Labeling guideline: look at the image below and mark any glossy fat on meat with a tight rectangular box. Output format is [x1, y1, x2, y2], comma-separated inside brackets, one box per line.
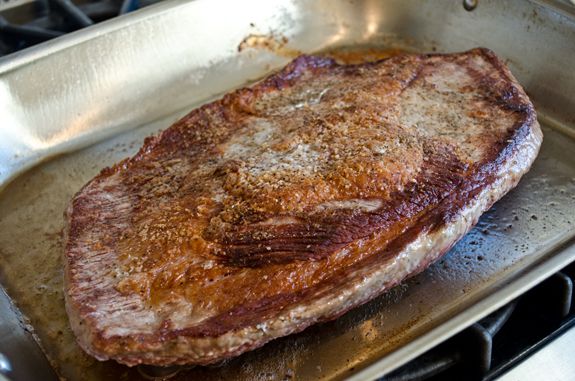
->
[64, 48, 542, 366]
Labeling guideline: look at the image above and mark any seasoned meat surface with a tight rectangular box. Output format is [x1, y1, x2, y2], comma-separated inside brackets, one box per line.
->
[64, 48, 542, 366]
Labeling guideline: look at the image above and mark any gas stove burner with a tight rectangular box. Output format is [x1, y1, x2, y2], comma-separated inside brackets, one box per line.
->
[0, 0, 159, 55]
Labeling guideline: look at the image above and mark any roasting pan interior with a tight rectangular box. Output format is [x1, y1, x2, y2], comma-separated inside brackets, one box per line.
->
[0, 1, 574, 380]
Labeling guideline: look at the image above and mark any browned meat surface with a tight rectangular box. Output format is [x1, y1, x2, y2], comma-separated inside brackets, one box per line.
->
[64, 48, 542, 366]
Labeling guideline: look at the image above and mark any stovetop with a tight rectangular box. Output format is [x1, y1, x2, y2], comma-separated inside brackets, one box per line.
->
[0, 0, 161, 56]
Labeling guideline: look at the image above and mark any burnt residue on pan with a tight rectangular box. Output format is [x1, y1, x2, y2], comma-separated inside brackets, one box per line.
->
[236, 35, 410, 65]
[238, 34, 302, 58]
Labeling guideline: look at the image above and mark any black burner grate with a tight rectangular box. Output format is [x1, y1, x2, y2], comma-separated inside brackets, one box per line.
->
[0, 0, 160, 56]
[381, 261, 575, 381]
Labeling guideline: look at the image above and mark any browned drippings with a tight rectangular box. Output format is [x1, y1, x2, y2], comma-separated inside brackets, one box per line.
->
[324, 47, 407, 64]
[237, 33, 406, 64]
[238, 34, 302, 58]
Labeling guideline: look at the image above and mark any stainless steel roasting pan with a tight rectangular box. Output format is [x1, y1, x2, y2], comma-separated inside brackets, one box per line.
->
[1, 0, 575, 380]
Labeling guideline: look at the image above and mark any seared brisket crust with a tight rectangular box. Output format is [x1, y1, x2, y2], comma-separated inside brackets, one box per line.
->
[64, 48, 542, 366]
